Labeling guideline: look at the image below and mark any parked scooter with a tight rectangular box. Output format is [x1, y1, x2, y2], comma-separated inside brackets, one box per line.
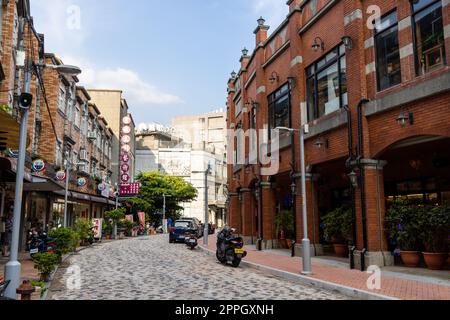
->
[28, 229, 57, 257]
[216, 227, 247, 268]
[185, 228, 198, 250]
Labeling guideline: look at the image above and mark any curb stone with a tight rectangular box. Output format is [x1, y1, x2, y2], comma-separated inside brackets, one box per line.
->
[198, 245, 398, 301]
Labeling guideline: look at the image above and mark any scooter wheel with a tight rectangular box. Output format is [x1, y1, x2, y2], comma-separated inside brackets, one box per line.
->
[232, 259, 241, 268]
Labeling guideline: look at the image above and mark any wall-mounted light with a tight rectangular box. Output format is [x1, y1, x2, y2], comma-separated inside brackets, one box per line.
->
[231, 70, 237, 79]
[312, 37, 325, 52]
[314, 137, 329, 149]
[269, 71, 279, 84]
[290, 182, 297, 196]
[341, 35, 353, 50]
[245, 99, 259, 109]
[287, 76, 297, 89]
[397, 110, 414, 127]
[348, 170, 358, 188]
[242, 47, 249, 57]
[238, 192, 243, 202]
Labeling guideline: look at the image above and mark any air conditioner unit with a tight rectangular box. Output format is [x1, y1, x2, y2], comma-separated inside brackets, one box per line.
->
[87, 132, 97, 141]
[79, 149, 88, 161]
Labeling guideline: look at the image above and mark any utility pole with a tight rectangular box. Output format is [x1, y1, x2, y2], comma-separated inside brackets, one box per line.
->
[4, 15, 32, 299]
[63, 151, 70, 228]
[162, 194, 166, 234]
[203, 163, 211, 246]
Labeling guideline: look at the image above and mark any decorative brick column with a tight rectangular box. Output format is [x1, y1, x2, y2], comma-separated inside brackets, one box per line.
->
[241, 189, 253, 243]
[228, 194, 240, 231]
[353, 159, 393, 269]
[261, 182, 277, 249]
[294, 173, 323, 256]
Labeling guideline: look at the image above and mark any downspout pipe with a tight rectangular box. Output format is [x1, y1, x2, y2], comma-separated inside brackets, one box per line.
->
[344, 105, 357, 270]
[258, 179, 263, 251]
[357, 99, 370, 271]
[291, 132, 297, 257]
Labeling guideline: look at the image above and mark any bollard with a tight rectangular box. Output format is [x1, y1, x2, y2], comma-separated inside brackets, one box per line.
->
[16, 280, 35, 300]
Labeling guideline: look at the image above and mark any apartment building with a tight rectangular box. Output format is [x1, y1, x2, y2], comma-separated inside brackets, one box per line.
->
[226, 0, 450, 269]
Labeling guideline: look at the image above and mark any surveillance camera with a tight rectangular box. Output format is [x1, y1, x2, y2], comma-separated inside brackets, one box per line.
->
[19, 93, 33, 109]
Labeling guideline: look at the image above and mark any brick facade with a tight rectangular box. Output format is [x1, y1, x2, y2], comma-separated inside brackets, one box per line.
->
[226, 0, 450, 268]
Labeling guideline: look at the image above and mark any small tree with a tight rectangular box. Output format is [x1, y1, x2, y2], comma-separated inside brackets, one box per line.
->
[322, 206, 353, 245]
[419, 204, 450, 253]
[32, 253, 59, 282]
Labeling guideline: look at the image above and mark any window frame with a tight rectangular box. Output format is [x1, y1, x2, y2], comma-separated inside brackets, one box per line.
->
[306, 44, 347, 121]
[411, 0, 446, 75]
[268, 82, 291, 139]
[374, 10, 402, 91]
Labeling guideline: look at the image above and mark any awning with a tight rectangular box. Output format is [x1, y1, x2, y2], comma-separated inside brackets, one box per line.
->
[54, 190, 115, 205]
[0, 157, 33, 183]
[23, 175, 64, 192]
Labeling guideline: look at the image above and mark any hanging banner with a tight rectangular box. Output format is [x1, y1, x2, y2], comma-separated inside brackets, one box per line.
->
[138, 212, 145, 228]
[92, 218, 103, 239]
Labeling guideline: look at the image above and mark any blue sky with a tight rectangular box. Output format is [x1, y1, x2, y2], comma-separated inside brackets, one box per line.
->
[31, 0, 287, 126]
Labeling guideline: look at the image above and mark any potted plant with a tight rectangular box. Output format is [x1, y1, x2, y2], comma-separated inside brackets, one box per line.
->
[74, 219, 94, 246]
[275, 210, 295, 249]
[419, 204, 450, 270]
[322, 206, 352, 257]
[49, 228, 79, 258]
[31, 253, 59, 282]
[104, 208, 126, 239]
[385, 201, 422, 267]
[103, 221, 113, 240]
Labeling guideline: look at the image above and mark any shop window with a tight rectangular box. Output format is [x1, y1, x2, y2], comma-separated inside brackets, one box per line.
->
[375, 11, 402, 91]
[306, 45, 347, 121]
[268, 83, 290, 138]
[412, 0, 446, 75]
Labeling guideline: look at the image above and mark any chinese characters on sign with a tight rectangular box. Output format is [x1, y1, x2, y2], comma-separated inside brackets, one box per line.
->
[120, 115, 133, 196]
[120, 183, 140, 196]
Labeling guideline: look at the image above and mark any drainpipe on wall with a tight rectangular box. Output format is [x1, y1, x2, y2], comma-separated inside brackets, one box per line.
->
[290, 131, 297, 257]
[357, 99, 370, 271]
[344, 105, 357, 270]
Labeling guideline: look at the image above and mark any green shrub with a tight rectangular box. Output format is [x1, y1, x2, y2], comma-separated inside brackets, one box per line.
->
[419, 204, 450, 253]
[74, 219, 94, 239]
[118, 220, 133, 235]
[32, 253, 59, 280]
[49, 228, 78, 255]
[385, 200, 422, 251]
[102, 220, 113, 235]
[104, 208, 126, 222]
[322, 206, 353, 244]
[275, 210, 295, 240]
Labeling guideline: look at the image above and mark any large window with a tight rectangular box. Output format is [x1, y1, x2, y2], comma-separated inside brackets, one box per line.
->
[58, 87, 65, 113]
[306, 44, 347, 120]
[375, 11, 401, 91]
[268, 83, 290, 138]
[412, 0, 446, 75]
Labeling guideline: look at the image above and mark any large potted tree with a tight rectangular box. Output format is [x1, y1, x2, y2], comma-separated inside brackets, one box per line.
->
[275, 210, 295, 249]
[385, 201, 422, 267]
[322, 206, 352, 257]
[419, 204, 450, 270]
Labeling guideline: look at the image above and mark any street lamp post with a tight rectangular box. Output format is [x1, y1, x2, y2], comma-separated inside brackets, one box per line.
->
[203, 163, 212, 246]
[275, 126, 312, 275]
[162, 194, 172, 234]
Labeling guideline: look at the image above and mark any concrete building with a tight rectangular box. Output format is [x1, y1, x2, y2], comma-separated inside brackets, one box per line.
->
[88, 90, 136, 186]
[226, 0, 450, 270]
[136, 113, 228, 226]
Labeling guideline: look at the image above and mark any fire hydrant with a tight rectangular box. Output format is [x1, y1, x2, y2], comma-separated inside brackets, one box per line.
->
[16, 280, 35, 300]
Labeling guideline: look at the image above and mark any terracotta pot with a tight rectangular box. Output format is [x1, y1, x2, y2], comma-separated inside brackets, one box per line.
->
[105, 234, 111, 240]
[400, 251, 421, 268]
[279, 239, 288, 249]
[333, 244, 349, 257]
[423, 252, 448, 270]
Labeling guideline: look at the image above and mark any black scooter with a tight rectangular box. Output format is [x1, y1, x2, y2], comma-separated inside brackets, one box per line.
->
[216, 227, 247, 268]
[185, 229, 198, 250]
[28, 230, 57, 257]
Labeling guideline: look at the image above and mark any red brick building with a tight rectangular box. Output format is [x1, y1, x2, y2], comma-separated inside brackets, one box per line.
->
[226, 0, 450, 269]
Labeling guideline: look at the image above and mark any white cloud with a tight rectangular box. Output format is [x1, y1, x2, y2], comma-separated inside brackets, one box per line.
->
[251, 0, 288, 28]
[62, 55, 184, 106]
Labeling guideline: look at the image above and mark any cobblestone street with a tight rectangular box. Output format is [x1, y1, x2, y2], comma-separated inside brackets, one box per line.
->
[47, 235, 349, 300]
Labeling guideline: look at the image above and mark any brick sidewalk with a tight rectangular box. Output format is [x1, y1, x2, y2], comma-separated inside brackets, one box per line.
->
[202, 235, 450, 300]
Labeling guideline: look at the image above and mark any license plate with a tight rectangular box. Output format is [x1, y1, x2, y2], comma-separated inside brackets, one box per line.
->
[179, 236, 185, 239]
[189, 239, 196, 243]
[235, 248, 244, 254]
[30, 248, 39, 254]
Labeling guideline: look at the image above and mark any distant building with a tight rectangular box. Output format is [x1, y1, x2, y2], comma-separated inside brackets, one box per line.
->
[135, 111, 228, 227]
[88, 90, 136, 186]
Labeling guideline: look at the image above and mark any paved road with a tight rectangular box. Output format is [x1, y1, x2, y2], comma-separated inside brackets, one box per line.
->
[48, 235, 348, 300]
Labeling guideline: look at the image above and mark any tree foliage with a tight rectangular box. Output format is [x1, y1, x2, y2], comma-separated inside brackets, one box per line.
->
[134, 172, 198, 225]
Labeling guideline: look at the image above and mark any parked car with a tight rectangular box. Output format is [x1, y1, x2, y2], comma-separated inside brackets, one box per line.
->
[179, 217, 203, 237]
[169, 220, 201, 243]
